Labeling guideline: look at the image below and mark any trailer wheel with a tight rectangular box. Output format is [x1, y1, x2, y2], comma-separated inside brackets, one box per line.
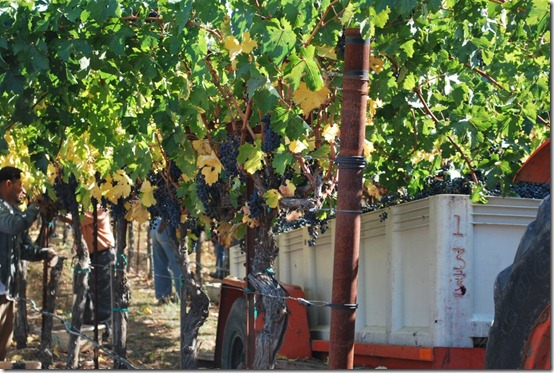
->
[221, 297, 246, 369]
[486, 195, 551, 369]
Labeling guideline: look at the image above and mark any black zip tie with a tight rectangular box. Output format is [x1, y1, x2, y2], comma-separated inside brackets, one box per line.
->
[334, 155, 366, 169]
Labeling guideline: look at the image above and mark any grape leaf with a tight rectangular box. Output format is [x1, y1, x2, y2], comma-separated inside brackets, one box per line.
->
[322, 123, 339, 142]
[279, 180, 296, 198]
[288, 140, 307, 154]
[237, 143, 264, 174]
[292, 82, 331, 117]
[272, 152, 293, 175]
[139, 180, 157, 207]
[197, 154, 223, 185]
[262, 189, 281, 208]
[261, 18, 296, 65]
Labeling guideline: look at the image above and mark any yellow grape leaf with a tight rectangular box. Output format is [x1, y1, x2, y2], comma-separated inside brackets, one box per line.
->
[292, 82, 331, 117]
[370, 55, 384, 73]
[289, 140, 307, 154]
[367, 98, 383, 120]
[143, 306, 153, 315]
[105, 183, 130, 203]
[192, 139, 213, 155]
[224, 35, 241, 60]
[241, 32, 258, 53]
[224, 32, 258, 60]
[363, 140, 375, 161]
[139, 180, 157, 207]
[322, 123, 340, 142]
[243, 215, 259, 228]
[46, 163, 57, 184]
[104, 170, 133, 203]
[263, 189, 282, 209]
[364, 181, 382, 199]
[279, 180, 296, 198]
[126, 201, 150, 223]
[198, 154, 223, 185]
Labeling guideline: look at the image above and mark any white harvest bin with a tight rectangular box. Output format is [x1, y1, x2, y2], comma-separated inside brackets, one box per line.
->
[229, 195, 542, 348]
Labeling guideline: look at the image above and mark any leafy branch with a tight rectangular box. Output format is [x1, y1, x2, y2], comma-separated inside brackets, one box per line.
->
[303, 0, 345, 48]
[413, 86, 479, 184]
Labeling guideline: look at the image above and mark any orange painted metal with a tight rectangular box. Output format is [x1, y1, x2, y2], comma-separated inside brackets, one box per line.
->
[514, 139, 551, 184]
[312, 340, 486, 369]
[522, 304, 551, 369]
[431, 347, 486, 369]
[214, 278, 244, 368]
[275, 284, 313, 359]
[214, 278, 312, 368]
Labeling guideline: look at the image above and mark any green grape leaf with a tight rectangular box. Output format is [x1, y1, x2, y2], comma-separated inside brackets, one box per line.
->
[237, 142, 264, 174]
[272, 152, 294, 176]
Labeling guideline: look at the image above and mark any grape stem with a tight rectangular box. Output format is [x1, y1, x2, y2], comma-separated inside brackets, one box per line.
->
[241, 98, 256, 143]
[297, 156, 315, 185]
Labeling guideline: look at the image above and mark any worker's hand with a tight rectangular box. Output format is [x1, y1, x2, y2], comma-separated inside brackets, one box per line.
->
[40, 247, 58, 268]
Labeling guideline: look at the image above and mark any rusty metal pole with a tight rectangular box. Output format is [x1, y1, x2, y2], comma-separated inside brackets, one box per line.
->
[328, 28, 370, 369]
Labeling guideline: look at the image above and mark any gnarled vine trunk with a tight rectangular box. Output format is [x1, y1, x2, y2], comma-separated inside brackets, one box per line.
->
[66, 234, 90, 368]
[14, 260, 28, 349]
[112, 215, 131, 369]
[168, 227, 209, 369]
[248, 207, 288, 369]
[37, 257, 65, 368]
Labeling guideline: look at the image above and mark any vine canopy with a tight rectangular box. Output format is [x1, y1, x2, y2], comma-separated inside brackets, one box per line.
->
[0, 0, 549, 230]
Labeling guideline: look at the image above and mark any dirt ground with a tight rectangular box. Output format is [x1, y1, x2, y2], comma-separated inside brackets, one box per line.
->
[6, 221, 221, 369]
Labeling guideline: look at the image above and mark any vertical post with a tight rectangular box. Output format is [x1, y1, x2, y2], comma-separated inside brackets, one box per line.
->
[245, 177, 256, 369]
[328, 28, 370, 369]
[92, 202, 99, 369]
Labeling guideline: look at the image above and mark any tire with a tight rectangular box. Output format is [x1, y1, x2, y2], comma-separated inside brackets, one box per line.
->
[221, 297, 246, 369]
[485, 195, 551, 368]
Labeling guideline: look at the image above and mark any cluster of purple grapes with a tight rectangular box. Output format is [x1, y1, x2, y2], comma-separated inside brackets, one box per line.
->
[219, 135, 241, 178]
[147, 172, 182, 230]
[247, 188, 264, 219]
[195, 173, 220, 219]
[53, 173, 79, 214]
[169, 161, 182, 182]
[273, 209, 329, 247]
[109, 197, 128, 221]
[261, 114, 281, 153]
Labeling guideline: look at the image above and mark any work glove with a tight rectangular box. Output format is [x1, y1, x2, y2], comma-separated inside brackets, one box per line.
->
[39, 247, 59, 268]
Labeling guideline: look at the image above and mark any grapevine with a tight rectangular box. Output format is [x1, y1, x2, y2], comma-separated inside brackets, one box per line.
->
[219, 135, 241, 179]
[194, 173, 221, 220]
[148, 170, 182, 231]
[261, 114, 281, 154]
[247, 188, 264, 220]
[53, 172, 79, 214]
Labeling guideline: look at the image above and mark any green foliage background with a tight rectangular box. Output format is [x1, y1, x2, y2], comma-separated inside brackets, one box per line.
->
[0, 0, 550, 221]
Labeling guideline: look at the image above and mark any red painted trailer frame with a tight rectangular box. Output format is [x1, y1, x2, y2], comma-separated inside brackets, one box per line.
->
[215, 278, 486, 369]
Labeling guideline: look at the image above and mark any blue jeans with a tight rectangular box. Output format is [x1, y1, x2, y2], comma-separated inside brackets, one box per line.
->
[151, 225, 182, 300]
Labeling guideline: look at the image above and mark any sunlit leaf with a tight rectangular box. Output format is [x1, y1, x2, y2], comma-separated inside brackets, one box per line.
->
[279, 180, 296, 197]
[292, 82, 330, 117]
[262, 189, 281, 208]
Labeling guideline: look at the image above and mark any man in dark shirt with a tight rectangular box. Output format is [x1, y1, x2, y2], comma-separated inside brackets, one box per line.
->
[0, 166, 57, 361]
